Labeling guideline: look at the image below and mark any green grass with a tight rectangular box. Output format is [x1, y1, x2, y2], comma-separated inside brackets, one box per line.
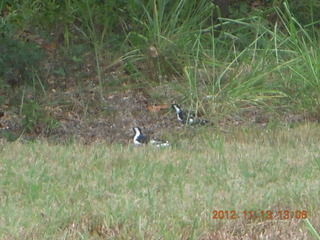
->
[1, 124, 320, 239]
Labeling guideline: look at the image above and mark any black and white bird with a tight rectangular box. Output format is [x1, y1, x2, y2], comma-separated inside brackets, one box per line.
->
[172, 104, 195, 124]
[172, 104, 210, 125]
[133, 127, 170, 147]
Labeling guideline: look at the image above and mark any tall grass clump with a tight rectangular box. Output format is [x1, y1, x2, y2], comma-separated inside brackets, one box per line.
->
[273, 1, 320, 114]
[170, 0, 320, 118]
[123, 0, 217, 82]
[170, 9, 287, 116]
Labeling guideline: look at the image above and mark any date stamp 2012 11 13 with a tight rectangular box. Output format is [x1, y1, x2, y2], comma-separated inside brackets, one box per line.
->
[212, 210, 308, 220]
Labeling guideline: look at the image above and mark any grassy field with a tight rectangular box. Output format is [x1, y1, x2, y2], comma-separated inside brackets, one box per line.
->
[1, 124, 320, 239]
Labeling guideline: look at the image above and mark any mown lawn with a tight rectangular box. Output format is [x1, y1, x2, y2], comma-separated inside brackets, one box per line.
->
[1, 124, 319, 239]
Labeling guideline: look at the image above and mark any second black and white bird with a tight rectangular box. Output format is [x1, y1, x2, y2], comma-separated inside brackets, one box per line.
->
[172, 104, 195, 124]
[133, 127, 170, 147]
[172, 104, 210, 125]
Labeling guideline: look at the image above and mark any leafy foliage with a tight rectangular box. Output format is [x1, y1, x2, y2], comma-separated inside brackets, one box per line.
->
[0, 34, 44, 87]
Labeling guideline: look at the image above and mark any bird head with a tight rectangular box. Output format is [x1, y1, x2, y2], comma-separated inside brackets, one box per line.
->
[172, 104, 182, 113]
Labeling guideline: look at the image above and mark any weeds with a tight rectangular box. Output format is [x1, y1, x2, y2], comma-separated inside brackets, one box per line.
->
[18, 96, 59, 135]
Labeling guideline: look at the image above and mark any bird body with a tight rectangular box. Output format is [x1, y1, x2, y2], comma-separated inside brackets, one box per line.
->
[133, 127, 170, 147]
[133, 127, 149, 145]
[172, 104, 195, 124]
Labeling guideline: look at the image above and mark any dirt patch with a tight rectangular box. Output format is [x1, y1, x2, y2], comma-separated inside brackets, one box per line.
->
[0, 87, 312, 145]
[0, 85, 182, 145]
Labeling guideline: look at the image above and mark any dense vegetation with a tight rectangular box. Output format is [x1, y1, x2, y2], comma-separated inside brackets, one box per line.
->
[1, 0, 320, 136]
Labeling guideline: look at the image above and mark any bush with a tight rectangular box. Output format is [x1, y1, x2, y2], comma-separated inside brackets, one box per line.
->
[0, 35, 44, 87]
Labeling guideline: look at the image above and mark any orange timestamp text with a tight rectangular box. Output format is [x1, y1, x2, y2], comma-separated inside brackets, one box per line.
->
[212, 210, 308, 220]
